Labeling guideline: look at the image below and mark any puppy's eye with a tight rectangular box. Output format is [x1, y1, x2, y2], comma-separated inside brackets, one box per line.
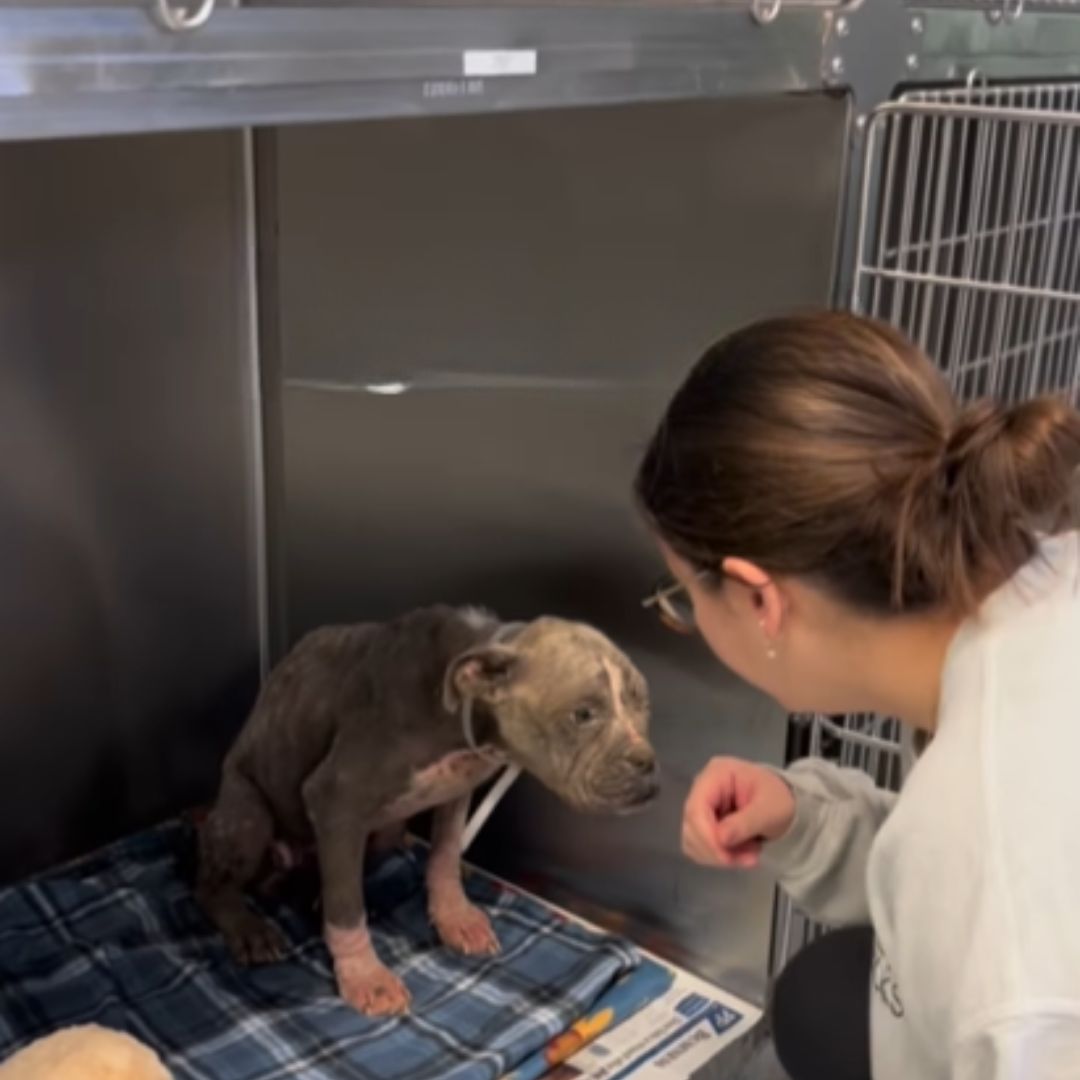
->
[572, 706, 598, 725]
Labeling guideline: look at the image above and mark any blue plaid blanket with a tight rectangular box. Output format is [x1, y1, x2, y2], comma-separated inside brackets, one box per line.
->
[0, 821, 638, 1079]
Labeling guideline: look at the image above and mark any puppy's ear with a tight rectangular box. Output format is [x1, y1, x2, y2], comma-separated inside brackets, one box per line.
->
[443, 645, 521, 711]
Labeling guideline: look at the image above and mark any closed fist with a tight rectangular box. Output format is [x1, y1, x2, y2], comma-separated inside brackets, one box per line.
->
[682, 756, 796, 869]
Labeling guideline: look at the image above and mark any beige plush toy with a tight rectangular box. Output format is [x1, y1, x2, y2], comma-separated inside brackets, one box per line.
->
[0, 1024, 171, 1080]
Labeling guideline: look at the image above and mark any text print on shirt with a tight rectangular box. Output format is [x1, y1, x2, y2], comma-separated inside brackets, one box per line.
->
[873, 941, 905, 1019]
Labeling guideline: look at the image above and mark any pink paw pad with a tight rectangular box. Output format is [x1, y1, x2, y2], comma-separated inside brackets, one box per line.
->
[326, 923, 411, 1017]
[432, 902, 501, 957]
[337, 959, 411, 1017]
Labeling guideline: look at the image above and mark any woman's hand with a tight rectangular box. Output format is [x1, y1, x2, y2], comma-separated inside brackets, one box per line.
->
[682, 756, 796, 869]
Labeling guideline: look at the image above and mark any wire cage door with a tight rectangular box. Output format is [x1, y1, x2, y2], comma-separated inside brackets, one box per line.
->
[770, 80, 1080, 975]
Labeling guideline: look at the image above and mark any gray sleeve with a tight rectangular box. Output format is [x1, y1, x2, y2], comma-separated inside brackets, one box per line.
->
[759, 757, 898, 925]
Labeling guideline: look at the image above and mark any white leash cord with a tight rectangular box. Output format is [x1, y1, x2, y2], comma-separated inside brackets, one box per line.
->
[461, 764, 521, 854]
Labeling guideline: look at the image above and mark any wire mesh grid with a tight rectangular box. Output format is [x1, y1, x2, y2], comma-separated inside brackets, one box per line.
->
[855, 83, 1080, 406]
[770, 80, 1080, 976]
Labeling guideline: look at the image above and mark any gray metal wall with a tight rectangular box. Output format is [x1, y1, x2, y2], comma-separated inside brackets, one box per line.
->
[0, 132, 261, 882]
[265, 94, 847, 1000]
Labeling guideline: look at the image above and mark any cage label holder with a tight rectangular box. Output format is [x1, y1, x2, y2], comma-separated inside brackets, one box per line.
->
[463, 50, 539, 78]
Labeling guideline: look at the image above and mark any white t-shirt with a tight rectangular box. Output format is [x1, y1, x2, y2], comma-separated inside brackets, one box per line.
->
[762, 531, 1080, 1079]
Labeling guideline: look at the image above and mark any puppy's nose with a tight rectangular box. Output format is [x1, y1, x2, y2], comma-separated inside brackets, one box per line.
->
[627, 745, 658, 777]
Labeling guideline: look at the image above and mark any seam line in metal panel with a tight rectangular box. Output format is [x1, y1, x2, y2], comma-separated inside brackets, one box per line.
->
[241, 128, 270, 683]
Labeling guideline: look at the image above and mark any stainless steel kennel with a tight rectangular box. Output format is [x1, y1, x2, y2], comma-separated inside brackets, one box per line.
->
[2, 2, 1080, 1051]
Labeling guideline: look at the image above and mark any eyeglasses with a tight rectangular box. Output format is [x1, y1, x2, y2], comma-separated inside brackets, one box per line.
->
[642, 571, 713, 634]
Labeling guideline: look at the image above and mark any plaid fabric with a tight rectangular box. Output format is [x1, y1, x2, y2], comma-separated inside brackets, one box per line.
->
[0, 821, 638, 1080]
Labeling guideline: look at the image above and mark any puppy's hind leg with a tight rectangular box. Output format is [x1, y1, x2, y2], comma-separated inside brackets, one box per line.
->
[196, 769, 287, 965]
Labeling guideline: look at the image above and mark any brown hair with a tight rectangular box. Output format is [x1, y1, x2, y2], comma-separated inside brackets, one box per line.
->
[636, 311, 1080, 615]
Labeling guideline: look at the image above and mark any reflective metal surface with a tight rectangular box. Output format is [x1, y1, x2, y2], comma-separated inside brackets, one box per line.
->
[0, 5, 831, 141]
[0, 132, 261, 882]
[0, 3, 1078, 142]
[917, 8, 1080, 81]
[912, 0, 1080, 11]
[267, 95, 847, 1000]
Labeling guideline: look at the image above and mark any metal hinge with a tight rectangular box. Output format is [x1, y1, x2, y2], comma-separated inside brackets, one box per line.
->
[149, 0, 217, 33]
[985, 0, 1026, 23]
[750, 0, 783, 25]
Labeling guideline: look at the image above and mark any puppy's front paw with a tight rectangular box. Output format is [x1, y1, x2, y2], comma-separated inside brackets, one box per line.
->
[337, 957, 411, 1017]
[432, 901, 500, 957]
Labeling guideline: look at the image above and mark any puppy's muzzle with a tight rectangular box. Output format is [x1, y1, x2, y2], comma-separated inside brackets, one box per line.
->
[589, 745, 660, 812]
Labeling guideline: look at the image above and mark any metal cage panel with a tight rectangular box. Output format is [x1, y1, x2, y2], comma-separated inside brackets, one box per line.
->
[771, 81, 1080, 974]
[908, 1, 1080, 13]
[856, 88, 1080, 405]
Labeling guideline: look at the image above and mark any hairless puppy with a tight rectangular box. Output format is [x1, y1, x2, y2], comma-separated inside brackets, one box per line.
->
[195, 605, 658, 1016]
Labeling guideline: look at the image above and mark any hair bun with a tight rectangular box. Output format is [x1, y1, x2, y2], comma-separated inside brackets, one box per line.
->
[943, 400, 1010, 471]
[922, 393, 1080, 608]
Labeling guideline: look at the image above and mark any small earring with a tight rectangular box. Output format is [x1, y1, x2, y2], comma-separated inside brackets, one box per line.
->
[766, 645, 777, 661]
